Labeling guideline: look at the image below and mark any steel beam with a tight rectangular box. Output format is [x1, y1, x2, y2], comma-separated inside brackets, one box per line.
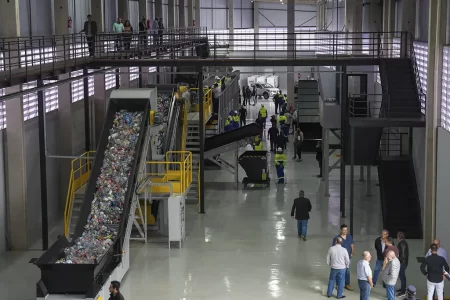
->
[198, 68, 205, 214]
[350, 127, 355, 236]
[83, 68, 91, 151]
[323, 127, 330, 196]
[37, 79, 49, 250]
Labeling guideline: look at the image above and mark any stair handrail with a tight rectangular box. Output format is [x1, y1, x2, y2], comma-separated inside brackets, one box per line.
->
[63, 151, 96, 237]
[181, 101, 188, 151]
[409, 36, 426, 115]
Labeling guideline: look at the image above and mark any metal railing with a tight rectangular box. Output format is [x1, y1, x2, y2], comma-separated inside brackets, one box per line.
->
[63, 151, 95, 237]
[349, 93, 425, 119]
[0, 26, 207, 82]
[379, 128, 409, 157]
[190, 87, 213, 124]
[145, 151, 193, 195]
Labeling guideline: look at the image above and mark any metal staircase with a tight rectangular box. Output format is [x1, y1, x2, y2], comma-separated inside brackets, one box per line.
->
[185, 122, 200, 203]
[68, 185, 86, 238]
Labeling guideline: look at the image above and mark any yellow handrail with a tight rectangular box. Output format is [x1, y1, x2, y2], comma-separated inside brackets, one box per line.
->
[197, 161, 200, 206]
[190, 87, 212, 124]
[63, 151, 96, 237]
[146, 151, 193, 194]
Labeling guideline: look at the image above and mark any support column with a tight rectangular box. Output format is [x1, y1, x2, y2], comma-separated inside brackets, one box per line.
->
[57, 74, 73, 224]
[179, 0, 186, 27]
[91, 0, 105, 33]
[345, 0, 363, 54]
[0, 0, 20, 36]
[254, 2, 259, 51]
[83, 69, 91, 151]
[198, 68, 205, 214]
[366, 165, 372, 197]
[54, 0, 70, 35]
[120, 67, 130, 88]
[195, 0, 200, 26]
[5, 86, 27, 249]
[424, 0, 448, 252]
[228, 0, 234, 49]
[155, 0, 163, 19]
[187, 0, 194, 26]
[139, 0, 148, 20]
[37, 79, 49, 250]
[93, 72, 106, 146]
[118, 0, 129, 21]
[382, 0, 395, 56]
[323, 128, 330, 196]
[168, 0, 175, 28]
[287, 0, 295, 104]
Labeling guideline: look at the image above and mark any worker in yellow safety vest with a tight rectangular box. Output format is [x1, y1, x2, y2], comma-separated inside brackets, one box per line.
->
[225, 116, 233, 132]
[232, 110, 240, 128]
[258, 104, 268, 129]
[253, 136, 263, 150]
[274, 147, 287, 183]
[278, 112, 287, 126]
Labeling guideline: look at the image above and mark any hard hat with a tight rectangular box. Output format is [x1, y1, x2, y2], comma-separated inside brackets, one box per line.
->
[234, 110, 238, 114]
[179, 86, 187, 93]
[277, 147, 283, 153]
[284, 94, 287, 97]
[261, 104, 264, 107]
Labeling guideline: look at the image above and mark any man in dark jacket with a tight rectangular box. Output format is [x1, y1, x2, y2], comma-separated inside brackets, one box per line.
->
[239, 105, 247, 127]
[138, 16, 148, 47]
[255, 116, 264, 139]
[273, 93, 280, 114]
[109, 280, 125, 300]
[82, 15, 98, 56]
[268, 125, 279, 152]
[291, 190, 312, 241]
[373, 229, 395, 287]
[396, 232, 409, 297]
[421, 244, 449, 300]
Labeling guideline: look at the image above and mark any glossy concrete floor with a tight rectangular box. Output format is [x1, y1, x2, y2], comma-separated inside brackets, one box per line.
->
[0, 99, 438, 299]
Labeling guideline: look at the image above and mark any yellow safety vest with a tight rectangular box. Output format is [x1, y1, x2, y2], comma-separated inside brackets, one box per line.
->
[254, 142, 263, 151]
[274, 154, 287, 166]
[259, 107, 267, 118]
[225, 119, 230, 126]
[278, 115, 287, 123]
[233, 115, 240, 122]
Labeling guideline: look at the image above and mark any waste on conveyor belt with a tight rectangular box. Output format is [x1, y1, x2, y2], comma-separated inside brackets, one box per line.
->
[56, 110, 143, 264]
[156, 93, 172, 154]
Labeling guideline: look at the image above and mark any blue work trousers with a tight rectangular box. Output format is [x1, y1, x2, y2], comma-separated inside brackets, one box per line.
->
[275, 165, 284, 183]
[297, 219, 308, 237]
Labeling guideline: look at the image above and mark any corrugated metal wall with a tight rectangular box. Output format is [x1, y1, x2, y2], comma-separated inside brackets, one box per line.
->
[105, 0, 118, 31]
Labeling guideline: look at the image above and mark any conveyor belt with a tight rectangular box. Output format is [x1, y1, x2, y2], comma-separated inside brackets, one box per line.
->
[34, 98, 150, 298]
[204, 123, 261, 158]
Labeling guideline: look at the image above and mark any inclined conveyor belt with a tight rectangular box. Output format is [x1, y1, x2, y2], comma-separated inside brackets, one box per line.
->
[34, 98, 150, 298]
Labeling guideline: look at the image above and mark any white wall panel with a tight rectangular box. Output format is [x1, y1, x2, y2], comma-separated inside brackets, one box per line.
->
[105, 0, 118, 31]
[0, 131, 6, 252]
[436, 127, 450, 251]
[129, 0, 140, 30]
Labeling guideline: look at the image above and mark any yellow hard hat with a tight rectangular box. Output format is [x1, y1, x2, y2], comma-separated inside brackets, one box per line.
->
[179, 86, 187, 93]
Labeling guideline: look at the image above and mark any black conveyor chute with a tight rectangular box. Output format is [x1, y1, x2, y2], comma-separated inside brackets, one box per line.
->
[239, 151, 270, 187]
[34, 98, 150, 297]
[205, 123, 261, 152]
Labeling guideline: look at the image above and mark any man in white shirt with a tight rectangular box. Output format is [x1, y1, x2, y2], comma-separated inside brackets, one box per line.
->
[326, 237, 350, 299]
[357, 251, 373, 300]
[426, 239, 449, 262]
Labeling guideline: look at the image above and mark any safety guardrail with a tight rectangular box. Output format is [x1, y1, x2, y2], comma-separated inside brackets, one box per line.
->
[145, 151, 193, 195]
[190, 87, 213, 124]
[63, 151, 96, 237]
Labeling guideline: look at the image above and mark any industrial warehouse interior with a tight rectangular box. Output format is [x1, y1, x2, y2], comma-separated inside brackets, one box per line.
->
[0, 0, 449, 299]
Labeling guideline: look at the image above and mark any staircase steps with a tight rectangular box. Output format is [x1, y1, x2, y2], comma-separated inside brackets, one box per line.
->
[68, 185, 87, 238]
[378, 157, 422, 239]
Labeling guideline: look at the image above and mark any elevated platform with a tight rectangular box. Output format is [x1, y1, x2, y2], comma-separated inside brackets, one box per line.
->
[349, 117, 426, 128]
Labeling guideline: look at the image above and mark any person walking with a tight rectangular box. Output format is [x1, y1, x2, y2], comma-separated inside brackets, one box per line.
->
[316, 140, 323, 178]
[274, 148, 287, 184]
[138, 16, 148, 48]
[326, 237, 350, 299]
[108, 280, 125, 300]
[251, 85, 257, 106]
[112, 17, 124, 50]
[268, 125, 279, 152]
[383, 250, 401, 300]
[276, 130, 287, 150]
[421, 243, 449, 300]
[333, 224, 355, 291]
[357, 251, 373, 300]
[81, 14, 97, 56]
[239, 105, 247, 127]
[396, 232, 409, 297]
[274, 92, 280, 114]
[290, 190, 312, 241]
[158, 18, 164, 44]
[259, 104, 268, 129]
[245, 86, 251, 106]
[373, 229, 395, 287]
[152, 17, 159, 44]
[242, 85, 247, 106]
[293, 127, 304, 161]
[122, 20, 133, 50]
[426, 239, 449, 263]
[212, 83, 221, 115]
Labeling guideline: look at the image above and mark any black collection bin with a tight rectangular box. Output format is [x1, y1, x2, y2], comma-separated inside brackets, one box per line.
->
[238, 150, 270, 187]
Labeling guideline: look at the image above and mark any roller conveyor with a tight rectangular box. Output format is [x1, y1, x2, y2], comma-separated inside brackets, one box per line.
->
[34, 95, 151, 299]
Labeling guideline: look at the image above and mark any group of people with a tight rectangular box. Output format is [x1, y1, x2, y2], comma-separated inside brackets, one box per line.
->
[81, 15, 166, 55]
[242, 85, 257, 106]
[321, 225, 450, 300]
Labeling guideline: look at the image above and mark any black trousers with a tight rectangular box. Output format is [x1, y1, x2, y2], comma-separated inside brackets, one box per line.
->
[270, 140, 277, 152]
[240, 118, 246, 127]
[86, 36, 95, 56]
[318, 159, 322, 176]
[296, 144, 302, 159]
